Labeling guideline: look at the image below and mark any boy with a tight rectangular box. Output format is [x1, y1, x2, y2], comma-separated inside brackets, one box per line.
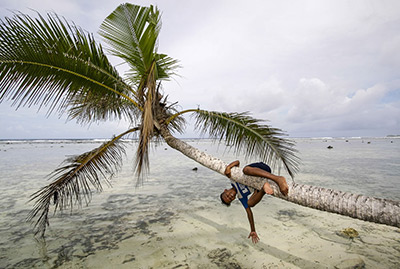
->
[220, 160, 288, 243]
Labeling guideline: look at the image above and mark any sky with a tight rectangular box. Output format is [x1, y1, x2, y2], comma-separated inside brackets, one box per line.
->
[0, 0, 399, 139]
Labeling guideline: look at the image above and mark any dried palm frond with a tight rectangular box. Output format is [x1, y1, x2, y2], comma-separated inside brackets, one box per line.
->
[135, 62, 157, 182]
[27, 127, 139, 236]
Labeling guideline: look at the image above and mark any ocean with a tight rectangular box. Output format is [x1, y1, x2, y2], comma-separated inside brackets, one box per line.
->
[0, 137, 399, 268]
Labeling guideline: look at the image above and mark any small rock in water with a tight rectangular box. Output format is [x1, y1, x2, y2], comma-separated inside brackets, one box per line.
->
[338, 227, 359, 239]
[207, 248, 241, 269]
[335, 257, 365, 269]
[192, 167, 198, 171]
[122, 254, 136, 264]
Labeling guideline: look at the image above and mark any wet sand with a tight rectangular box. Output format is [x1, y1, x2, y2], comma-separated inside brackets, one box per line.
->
[8, 191, 398, 268]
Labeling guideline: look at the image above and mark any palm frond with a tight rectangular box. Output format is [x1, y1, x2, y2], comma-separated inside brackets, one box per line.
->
[0, 11, 139, 122]
[99, 3, 179, 86]
[154, 53, 181, 81]
[192, 110, 300, 178]
[27, 127, 139, 237]
[99, 4, 153, 81]
[163, 103, 186, 135]
[67, 91, 140, 125]
[134, 62, 157, 181]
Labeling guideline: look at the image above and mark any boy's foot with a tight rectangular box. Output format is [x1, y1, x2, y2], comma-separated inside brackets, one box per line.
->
[262, 182, 274, 195]
[276, 176, 289, 196]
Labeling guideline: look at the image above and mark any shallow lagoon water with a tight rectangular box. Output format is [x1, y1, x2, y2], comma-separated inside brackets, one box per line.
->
[0, 138, 399, 268]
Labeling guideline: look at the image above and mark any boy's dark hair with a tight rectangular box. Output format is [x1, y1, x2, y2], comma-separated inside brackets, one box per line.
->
[220, 193, 231, 207]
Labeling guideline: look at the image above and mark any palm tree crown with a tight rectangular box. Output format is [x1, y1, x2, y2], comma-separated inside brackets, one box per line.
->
[0, 3, 299, 236]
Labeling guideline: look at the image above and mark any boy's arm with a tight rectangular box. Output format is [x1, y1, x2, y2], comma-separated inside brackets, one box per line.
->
[224, 160, 240, 178]
[245, 207, 260, 244]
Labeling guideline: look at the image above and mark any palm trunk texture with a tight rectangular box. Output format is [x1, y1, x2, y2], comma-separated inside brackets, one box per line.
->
[160, 126, 400, 228]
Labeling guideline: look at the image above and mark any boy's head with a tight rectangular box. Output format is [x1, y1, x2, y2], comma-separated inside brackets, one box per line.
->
[220, 188, 237, 206]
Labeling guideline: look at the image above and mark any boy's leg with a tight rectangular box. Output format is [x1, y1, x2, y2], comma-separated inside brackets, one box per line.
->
[243, 166, 288, 196]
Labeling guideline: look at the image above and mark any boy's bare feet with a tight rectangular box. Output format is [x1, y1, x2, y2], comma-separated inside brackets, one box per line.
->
[262, 182, 274, 195]
[276, 176, 289, 196]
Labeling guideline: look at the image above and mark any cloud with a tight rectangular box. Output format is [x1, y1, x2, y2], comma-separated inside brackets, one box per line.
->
[0, 0, 399, 138]
[213, 76, 285, 113]
[286, 79, 389, 122]
[283, 78, 399, 136]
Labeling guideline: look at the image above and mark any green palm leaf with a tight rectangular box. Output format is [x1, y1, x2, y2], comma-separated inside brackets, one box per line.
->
[27, 127, 139, 236]
[99, 3, 179, 87]
[192, 110, 300, 178]
[154, 53, 180, 82]
[0, 11, 139, 123]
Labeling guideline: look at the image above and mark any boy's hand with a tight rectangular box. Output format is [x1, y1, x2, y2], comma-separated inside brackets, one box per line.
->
[248, 231, 260, 244]
[224, 167, 231, 178]
[224, 160, 240, 178]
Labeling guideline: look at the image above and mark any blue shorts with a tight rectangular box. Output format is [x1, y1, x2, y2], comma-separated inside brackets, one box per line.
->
[247, 162, 271, 173]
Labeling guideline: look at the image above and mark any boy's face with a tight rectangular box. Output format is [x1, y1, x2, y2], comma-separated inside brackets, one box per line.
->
[222, 188, 237, 205]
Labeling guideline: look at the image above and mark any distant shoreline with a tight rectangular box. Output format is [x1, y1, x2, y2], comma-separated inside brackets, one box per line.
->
[1, 136, 398, 144]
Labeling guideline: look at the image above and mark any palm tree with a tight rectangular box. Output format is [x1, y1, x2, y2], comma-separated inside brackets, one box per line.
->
[0, 4, 398, 237]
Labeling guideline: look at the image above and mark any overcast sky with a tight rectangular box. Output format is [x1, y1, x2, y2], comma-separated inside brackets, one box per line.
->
[0, 0, 399, 139]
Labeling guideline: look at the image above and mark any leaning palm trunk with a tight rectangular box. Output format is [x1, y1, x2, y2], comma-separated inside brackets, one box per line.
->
[160, 126, 400, 228]
[286, 183, 400, 228]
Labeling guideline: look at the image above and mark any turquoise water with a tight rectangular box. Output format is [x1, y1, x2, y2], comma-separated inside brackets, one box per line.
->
[0, 138, 399, 268]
